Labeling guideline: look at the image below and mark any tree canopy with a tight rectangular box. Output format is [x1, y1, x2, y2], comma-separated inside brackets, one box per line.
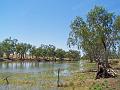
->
[0, 37, 80, 61]
[68, 6, 120, 67]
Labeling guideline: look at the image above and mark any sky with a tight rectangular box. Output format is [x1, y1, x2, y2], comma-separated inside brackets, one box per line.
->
[0, 0, 120, 51]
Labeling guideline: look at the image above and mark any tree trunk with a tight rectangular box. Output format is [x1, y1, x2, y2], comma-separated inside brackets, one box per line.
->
[95, 38, 111, 79]
[96, 62, 114, 79]
[6, 53, 10, 59]
[20, 54, 22, 59]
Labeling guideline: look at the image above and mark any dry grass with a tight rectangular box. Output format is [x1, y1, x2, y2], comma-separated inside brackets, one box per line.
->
[0, 61, 119, 90]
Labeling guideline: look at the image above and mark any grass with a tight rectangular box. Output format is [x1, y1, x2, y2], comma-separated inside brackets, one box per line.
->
[0, 61, 119, 90]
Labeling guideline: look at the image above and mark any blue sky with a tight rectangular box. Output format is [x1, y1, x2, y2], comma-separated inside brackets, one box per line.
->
[0, 0, 120, 50]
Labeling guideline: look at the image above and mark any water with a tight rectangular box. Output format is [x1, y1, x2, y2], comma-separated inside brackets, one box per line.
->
[0, 61, 85, 90]
[0, 61, 84, 76]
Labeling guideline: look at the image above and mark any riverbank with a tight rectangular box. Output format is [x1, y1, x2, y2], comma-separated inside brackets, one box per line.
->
[0, 57, 80, 62]
[0, 61, 119, 90]
[0, 69, 119, 90]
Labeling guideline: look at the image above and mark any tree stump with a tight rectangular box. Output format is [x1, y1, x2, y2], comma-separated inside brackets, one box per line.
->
[95, 62, 116, 79]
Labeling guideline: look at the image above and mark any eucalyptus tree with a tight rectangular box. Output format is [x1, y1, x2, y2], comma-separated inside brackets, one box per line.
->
[25, 43, 32, 58]
[0, 42, 3, 57]
[40, 44, 49, 60]
[34, 47, 43, 59]
[109, 49, 118, 59]
[1, 37, 18, 59]
[16, 43, 31, 59]
[65, 50, 80, 61]
[114, 16, 120, 59]
[29, 46, 36, 58]
[47, 44, 56, 60]
[16, 43, 24, 59]
[55, 49, 66, 60]
[16, 43, 21, 58]
[68, 6, 120, 75]
[118, 46, 120, 59]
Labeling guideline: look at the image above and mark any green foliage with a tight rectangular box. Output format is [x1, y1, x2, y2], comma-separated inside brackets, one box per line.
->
[34, 47, 43, 58]
[90, 80, 109, 90]
[55, 49, 65, 60]
[29, 46, 36, 57]
[68, 6, 120, 65]
[0, 42, 4, 57]
[117, 45, 120, 59]
[47, 44, 56, 58]
[0, 37, 80, 61]
[90, 83, 103, 90]
[1, 37, 18, 58]
[16, 43, 32, 59]
[65, 50, 80, 60]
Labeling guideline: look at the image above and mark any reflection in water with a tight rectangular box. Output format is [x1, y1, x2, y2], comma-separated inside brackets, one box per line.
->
[0, 61, 85, 90]
[0, 61, 84, 76]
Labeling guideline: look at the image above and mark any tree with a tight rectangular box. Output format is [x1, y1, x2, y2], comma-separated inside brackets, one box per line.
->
[16, 43, 31, 59]
[29, 46, 36, 59]
[118, 46, 120, 59]
[1, 37, 18, 59]
[25, 43, 32, 58]
[68, 6, 120, 78]
[109, 48, 118, 59]
[55, 49, 65, 60]
[47, 44, 56, 60]
[34, 47, 43, 59]
[65, 50, 80, 61]
[0, 42, 4, 58]
[40, 44, 48, 60]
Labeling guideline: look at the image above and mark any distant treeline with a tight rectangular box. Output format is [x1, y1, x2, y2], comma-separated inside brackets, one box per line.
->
[0, 37, 80, 61]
